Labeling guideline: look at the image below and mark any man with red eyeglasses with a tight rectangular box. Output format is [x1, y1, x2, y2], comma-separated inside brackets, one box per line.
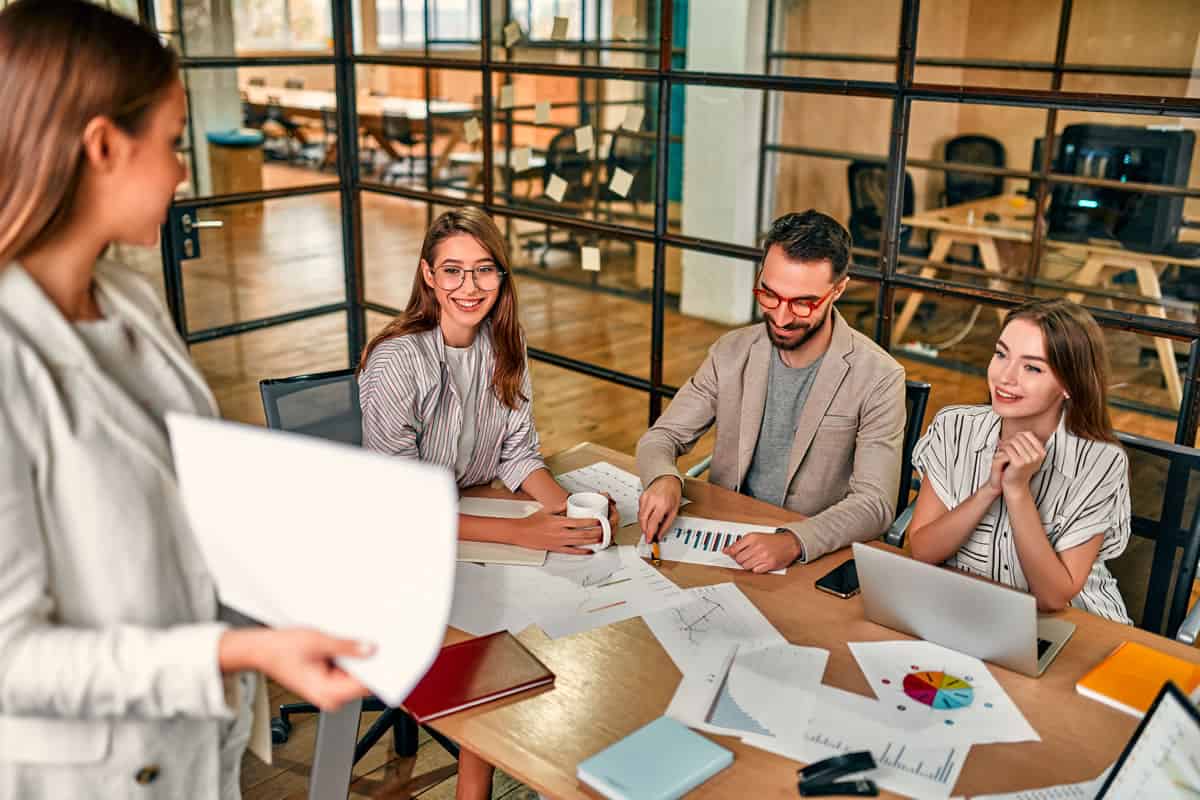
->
[636, 210, 906, 572]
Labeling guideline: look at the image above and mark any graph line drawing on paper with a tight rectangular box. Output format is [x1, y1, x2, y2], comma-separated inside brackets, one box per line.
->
[673, 596, 727, 644]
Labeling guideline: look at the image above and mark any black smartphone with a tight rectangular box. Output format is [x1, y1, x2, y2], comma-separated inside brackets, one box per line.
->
[815, 559, 859, 599]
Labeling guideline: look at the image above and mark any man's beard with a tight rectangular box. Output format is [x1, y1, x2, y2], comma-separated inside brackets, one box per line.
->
[764, 307, 829, 351]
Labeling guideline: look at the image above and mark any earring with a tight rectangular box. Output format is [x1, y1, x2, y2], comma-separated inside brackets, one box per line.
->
[1063, 393, 1071, 400]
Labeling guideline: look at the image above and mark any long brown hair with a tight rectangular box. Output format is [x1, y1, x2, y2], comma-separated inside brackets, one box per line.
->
[1001, 299, 1117, 444]
[358, 207, 528, 409]
[0, 0, 178, 265]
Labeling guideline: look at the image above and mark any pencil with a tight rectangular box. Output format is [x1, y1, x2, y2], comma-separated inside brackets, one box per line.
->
[651, 540, 662, 567]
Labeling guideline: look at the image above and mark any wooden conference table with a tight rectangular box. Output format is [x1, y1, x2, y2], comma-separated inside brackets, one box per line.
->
[307, 443, 1200, 799]
[240, 85, 476, 171]
[897, 194, 1200, 408]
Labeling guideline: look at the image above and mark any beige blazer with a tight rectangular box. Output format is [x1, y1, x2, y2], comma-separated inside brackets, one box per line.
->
[637, 309, 906, 561]
[0, 261, 249, 799]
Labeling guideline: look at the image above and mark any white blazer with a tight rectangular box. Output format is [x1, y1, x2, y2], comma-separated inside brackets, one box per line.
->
[0, 261, 246, 798]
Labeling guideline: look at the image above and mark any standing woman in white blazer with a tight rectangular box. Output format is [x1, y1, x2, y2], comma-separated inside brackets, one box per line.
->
[0, 2, 372, 797]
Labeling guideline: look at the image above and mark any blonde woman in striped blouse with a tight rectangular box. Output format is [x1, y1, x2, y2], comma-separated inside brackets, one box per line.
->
[908, 299, 1132, 624]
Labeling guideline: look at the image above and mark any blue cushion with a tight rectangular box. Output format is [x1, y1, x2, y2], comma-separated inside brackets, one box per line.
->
[206, 128, 265, 147]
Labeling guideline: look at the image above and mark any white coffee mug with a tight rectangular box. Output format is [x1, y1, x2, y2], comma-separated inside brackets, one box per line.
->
[566, 491, 612, 552]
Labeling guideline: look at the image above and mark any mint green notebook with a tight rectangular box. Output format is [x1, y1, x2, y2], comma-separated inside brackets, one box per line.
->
[576, 716, 733, 800]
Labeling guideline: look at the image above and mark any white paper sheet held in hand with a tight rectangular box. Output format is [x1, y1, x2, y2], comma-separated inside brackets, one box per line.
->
[166, 414, 456, 708]
[637, 515, 787, 574]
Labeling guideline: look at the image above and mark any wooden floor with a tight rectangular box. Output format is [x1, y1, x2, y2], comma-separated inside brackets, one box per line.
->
[107, 162, 1189, 797]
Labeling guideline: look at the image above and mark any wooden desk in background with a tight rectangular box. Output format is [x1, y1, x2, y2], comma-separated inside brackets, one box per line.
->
[309, 443, 1200, 799]
[899, 194, 1200, 408]
[240, 85, 475, 174]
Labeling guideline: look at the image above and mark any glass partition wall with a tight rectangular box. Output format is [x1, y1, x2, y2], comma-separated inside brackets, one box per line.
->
[136, 0, 1200, 452]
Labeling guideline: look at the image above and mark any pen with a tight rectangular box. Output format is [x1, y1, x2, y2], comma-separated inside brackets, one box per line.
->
[651, 540, 662, 567]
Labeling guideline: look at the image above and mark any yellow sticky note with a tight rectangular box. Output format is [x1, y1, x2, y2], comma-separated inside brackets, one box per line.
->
[575, 125, 594, 153]
[582, 246, 601, 272]
[503, 21, 522, 48]
[551, 16, 569, 40]
[545, 173, 567, 202]
[609, 167, 633, 198]
[512, 146, 532, 172]
[622, 106, 645, 132]
[615, 16, 637, 41]
[598, 134, 613, 161]
[464, 117, 482, 144]
[535, 101, 551, 124]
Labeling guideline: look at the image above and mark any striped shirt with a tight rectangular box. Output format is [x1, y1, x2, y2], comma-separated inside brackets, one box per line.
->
[912, 404, 1132, 624]
[359, 322, 546, 491]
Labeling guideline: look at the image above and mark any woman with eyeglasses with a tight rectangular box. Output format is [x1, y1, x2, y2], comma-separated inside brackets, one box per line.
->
[358, 207, 618, 800]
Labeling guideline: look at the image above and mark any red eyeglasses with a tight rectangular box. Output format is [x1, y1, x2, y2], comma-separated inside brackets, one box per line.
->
[753, 279, 844, 318]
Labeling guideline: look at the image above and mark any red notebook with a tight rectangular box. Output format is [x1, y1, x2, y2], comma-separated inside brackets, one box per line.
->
[404, 631, 555, 723]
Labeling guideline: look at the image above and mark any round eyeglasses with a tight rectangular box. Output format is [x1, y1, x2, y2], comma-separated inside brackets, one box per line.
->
[753, 279, 842, 318]
[432, 265, 506, 292]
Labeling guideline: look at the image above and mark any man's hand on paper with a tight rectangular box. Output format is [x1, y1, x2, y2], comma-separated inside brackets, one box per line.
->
[220, 628, 374, 711]
[637, 476, 681, 542]
[724, 532, 801, 574]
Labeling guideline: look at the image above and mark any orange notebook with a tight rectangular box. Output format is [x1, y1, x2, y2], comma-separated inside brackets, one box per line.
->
[404, 631, 555, 723]
[1075, 640, 1200, 718]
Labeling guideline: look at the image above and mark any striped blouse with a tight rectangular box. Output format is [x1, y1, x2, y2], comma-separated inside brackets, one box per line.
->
[359, 322, 546, 491]
[911, 404, 1132, 624]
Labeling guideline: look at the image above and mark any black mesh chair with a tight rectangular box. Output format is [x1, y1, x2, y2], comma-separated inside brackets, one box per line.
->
[604, 129, 655, 217]
[943, 135, 1005, 207]
[881, 381, 930, 547]
[258, 369, 460, 764]
[380, 112, 424, 182]
[846, 161, 926, 267]
[1106, 432, 1200, 639]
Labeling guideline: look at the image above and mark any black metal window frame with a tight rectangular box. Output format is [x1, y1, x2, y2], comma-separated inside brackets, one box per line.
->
[145, 0, 1200, 447]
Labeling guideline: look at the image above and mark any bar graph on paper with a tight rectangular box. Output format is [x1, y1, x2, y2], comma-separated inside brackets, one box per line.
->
[802, 727, 967, 799]
[636, 515, 787, 574]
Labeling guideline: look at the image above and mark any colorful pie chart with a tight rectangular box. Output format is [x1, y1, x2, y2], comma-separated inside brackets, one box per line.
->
[902, 670, 974, 710]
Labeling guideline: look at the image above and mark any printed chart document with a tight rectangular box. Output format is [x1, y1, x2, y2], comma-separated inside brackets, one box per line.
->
[166, 414, 456, 707]
[849, 640, 1039, 746]
[642, 583, 785, 671]
[636, 515, 787, 574]
[555, 461, 689, 527]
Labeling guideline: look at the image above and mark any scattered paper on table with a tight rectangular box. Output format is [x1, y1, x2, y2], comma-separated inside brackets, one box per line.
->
[499, 84, 515, 110]
[458, 497, 540, 518]
[545, 173, 567, 202]
[511, 146, 532, 172]
[166, 414, 456, 708]
[642, 582, 784, 672]
[581, 246, 601, 272]
[535, 101, 551, 124]
[622, 106, 645, 132]
[575, 125, 594, 153]
[615, 15, 637, 41]
[551, 16, 569, 40]
[463, 117, 481, 144]
[849, 640, 1039, 746]
[503, 21, 522, 47]
[555, 460, 689, 528]
[610, 167, 634, 198]
[967, 767, 1111, 800]
[637, 515, 786, 574]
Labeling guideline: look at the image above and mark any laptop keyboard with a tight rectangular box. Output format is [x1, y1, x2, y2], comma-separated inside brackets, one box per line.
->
[1037, 638, 1052, 659]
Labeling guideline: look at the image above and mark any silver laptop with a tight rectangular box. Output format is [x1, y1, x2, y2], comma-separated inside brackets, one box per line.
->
[853, 543, 1075, 677]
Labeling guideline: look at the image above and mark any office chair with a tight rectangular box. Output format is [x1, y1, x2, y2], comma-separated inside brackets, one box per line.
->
[534, 128, 593, 265]
[604, 130, 655, 219]
[380, 112, 425, 182]
[943, 135, 1005, 207]
[257, 369, 460, 764]
[1106, 432, 1200, 640]
[846, 161, 927, 268]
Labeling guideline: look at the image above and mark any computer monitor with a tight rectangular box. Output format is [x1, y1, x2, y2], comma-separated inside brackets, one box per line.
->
[1047, 124, 1194, 254]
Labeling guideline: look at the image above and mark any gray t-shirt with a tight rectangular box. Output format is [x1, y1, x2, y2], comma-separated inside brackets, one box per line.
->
[742, 350, 824, 506]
